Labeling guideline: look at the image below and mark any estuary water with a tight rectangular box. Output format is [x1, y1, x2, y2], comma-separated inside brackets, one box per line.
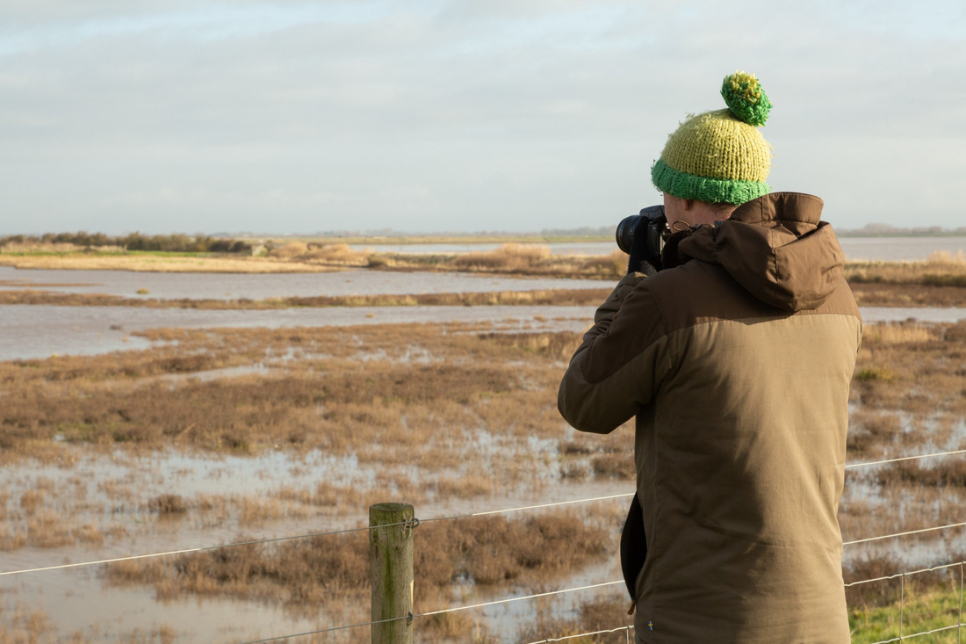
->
[2, 237, 964, 303]
[3, 304, 966, 362]
[0, 265, 611, 301]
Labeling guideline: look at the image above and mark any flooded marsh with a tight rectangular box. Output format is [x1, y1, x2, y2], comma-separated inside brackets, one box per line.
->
[1, 278, 966, 640]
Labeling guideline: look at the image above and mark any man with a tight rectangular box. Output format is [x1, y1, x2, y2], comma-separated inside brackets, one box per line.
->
[558, 72, 861, 642]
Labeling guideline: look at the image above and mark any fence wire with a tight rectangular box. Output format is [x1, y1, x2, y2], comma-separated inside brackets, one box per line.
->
[845, 560, 966, 587]
[844, 521, 966, 546]
[0, 493, 634, 577]
[232, 580, 625, 644]
[6, 446, 964, 578]
[850, 560, 965, 644]
[844, 448, 966, 470]
[0, 520, 416, 577]
[5, 448, 966, 643]
[868, 623, 961, 643]
[524, 625, 635, 643]
[416, 581, 624, 618]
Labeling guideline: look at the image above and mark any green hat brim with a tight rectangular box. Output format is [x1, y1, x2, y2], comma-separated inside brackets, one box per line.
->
[651, 159, 770, 205]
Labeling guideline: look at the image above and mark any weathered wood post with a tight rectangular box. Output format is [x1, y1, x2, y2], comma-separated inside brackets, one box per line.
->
[370, 502, 414, 644]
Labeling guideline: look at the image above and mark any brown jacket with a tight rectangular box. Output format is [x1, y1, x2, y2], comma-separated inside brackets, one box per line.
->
[558, 193, 861, 643]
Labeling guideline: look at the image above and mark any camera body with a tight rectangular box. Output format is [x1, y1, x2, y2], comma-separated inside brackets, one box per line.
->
[616, 205, 668, 272]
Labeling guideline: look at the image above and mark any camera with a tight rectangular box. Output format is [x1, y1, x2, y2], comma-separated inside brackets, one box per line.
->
[616, 205, 668, 271]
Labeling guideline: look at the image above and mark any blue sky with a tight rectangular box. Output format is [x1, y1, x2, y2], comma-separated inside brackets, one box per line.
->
[1, 0, 964, 234]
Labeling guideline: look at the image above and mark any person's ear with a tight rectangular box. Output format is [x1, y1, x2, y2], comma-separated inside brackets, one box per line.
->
[681, 198, 696, 212]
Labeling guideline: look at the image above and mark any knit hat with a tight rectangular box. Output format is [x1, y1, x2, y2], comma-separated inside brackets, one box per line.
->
[651, 71, 773, 205]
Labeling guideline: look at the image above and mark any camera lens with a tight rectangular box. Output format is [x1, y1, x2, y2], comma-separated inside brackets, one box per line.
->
[615, 215, 640, 255]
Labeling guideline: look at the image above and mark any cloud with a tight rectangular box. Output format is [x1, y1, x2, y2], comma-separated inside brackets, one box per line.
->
[0, 0, 964, 233]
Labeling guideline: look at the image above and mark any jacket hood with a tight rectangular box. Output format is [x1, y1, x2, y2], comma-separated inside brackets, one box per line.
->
[676, 192, 845, 312]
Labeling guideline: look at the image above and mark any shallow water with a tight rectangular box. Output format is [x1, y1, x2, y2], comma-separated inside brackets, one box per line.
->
[0, 444, 630, 643]
[3, 304, 965, 363]
[0, 304, 596, 361]
[838, 236, 966, 261]
[0, 265, 611, 301]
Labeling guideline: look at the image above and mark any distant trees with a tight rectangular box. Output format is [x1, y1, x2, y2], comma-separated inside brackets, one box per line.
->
[0, 232, 253, 254]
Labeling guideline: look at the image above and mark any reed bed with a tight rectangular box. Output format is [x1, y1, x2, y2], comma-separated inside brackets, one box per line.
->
[0, 287, 611, 309]
[3, 318, 966, 641]
[0, 253, 335, 273]
[846, 251, 966, 286]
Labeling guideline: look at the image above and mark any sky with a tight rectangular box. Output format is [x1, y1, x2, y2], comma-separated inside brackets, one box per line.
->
[1, 0, 964, 235]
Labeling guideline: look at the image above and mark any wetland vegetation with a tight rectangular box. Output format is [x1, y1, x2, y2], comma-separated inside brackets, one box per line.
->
[1, 242, 965, 641]
[1, 315, 965, 641]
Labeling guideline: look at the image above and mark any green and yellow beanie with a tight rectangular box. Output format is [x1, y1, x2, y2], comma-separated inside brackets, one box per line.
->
[651, 71, 773, 205]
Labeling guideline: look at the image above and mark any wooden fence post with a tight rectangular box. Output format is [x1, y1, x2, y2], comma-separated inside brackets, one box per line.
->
[370, 502, 414, 644]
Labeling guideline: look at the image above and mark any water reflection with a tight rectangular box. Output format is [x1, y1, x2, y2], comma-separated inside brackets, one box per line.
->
[0, 266, 611, 301]
[0, 304, 596, 361]
[3, 304, 965, 362]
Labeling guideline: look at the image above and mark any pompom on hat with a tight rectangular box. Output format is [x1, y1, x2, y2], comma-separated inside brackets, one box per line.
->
[651, 71, 773, 205]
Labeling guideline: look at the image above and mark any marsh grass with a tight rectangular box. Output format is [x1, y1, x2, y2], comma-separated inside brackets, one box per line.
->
[0, 603, 177, 644]
[0, 287, 611, 309]
[0, 252, 335, 273]
[5, 317, 966, 641]
[517, 594, 632, 643]
[846, 253, 966, 284]
[877, 461, 966, 488]
[0, 241, 628, 278]
[104, 512, 611, 616]
[0, 603, 53, 643]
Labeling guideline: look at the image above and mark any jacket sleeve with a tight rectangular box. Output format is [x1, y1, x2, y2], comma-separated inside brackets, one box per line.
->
[558, 273, 671, 434]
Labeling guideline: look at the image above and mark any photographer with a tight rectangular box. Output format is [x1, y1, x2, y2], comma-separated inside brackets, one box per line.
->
[558, 72, 861, 643]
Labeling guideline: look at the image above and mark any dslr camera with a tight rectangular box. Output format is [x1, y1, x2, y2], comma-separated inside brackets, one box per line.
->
[615, 205, 669, 272]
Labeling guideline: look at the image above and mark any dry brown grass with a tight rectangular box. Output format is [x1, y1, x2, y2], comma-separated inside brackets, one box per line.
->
[376, 245, 627, 279]
[846, 256, 966, 287]
[454, 244, 553, 271]
[301, 242, 370, 265]
[518, 595, 633, 643]
[849, 282, 966, 307]
[147, 494, 187, 515]
[0, 253, 337, 273]
[850, 321, 966, 416]
[0, 287, 610, 309]
[590, 454, 635, 480]
[0, 603, 177, 644]
[266, 241, 309, 258]
[1, 240, 627, 278]
[104, 511, 610, 614]
[4, 314, 966, 640]
[0, 324, 593, 461]
[0, 603, 54, 644]
[876, 460, 966, 488]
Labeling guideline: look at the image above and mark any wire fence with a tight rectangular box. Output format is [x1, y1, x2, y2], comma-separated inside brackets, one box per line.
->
[3, 448, 965, 642]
